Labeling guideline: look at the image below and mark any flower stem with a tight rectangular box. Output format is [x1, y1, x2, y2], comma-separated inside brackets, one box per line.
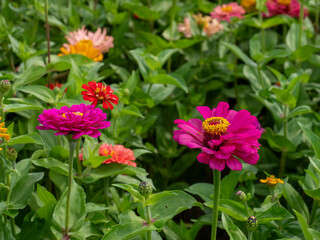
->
[45, 0, 51, 87]
[104, 177, 110, 218]
[298, 0, 304, 48]
[245, 202, 250, 217]
[211, 170, 221, 240]
[145, 205, 152, 240]
[248, 231, 253, 240]
[257, 63, 265, 89]
[65, 140, 77, 237]
[75, 138, 82, 176]
[315, 0, 319, 42]
[279, 105, 288, 178]
[309, 200, 318, 225]
[167, 0, 177, 72]
[259, 10, 265, 53]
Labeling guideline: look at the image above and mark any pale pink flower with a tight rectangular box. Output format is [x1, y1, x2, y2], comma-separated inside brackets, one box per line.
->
[210, 3, 246, 22]
[177, 17, 192, 38]
[203, 18, 224, 37]
[99, 143, 136, 167]
[63, 26, 114, 53]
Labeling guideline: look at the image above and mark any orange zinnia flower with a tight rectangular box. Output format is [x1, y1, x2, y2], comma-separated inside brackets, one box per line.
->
[260, 175, 284, 186]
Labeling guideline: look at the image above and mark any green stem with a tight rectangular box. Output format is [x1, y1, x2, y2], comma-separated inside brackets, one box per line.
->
[245, 202, 250, 217]
[309, 200, 318, 225]
[167, 0, 177, 72]
[104, 177, 110, 218]
[2, 43, 15, 72]
[257, 63, 265, 89]
[65, 140, 77, 237]
[10, 217, 16, 237]
[218, 0, 221, 5]
[259, 10, 265, 53]
[75, 138, 82, 176]
[0, 92, 7, 159]
[279, 105, 288, 178]
[298, 0, 304, 48]
[211, 170, 221, 240]
[315, 0, 319, 40]
[145, 205, 152, 240]
[81, 166, 91, 178]
[248, 231, 253, 240]
[45, 0, 51, 87]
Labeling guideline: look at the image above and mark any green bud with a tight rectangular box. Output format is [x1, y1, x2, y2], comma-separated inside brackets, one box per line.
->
[0, 80, 11, 93]
[123, 88, 130, 96]
[246, 216, 258, 232]
[7, 148, 17, 161]
[235, 190, 247, 203]
[138, 182, 152, 198]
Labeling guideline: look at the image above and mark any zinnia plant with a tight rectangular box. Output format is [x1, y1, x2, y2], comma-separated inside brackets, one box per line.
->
[81, 81, 119, 110]
[173, 102, 261, 240]
[99, 143, 136, 167]
[264, 0, 308, 18]
[210, 3, 246, 22]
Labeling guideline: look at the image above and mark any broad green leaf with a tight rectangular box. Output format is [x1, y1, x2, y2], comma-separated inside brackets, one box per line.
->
[37, 184, 57, 205]
[101, 210, 157, 240]
[294, 210, 313, 240]
[123, 3, 160, 20]
[4, 104, 44, 112]
[13, 65, 47, 91]
[270, 87, 297, 108]
[9, 172, 44, 209]
[120, 105, 144, 118]
[298, 123, 320, 159]
[8, 132, 44, 146]
[32, 158, 71, 176]
[220, 171, 242, 199]
[221, 213, 247, 240]
[286, 22, 308, 52]
[217, 199, 248, 221]
[283, 183, 309, 221]
[112, 183, 144, 202]
[0, 202, 6, 215]
[267, 135, 296, 153]
[221, 41, 257, 67]
[256, 205, 293, 223]
[288, 106, 312, 119]
[157, 49, 179, 67]
[145, 191, 178, 206]
[82, 164, 147, 184]
[151, 191, 202, 228]
[147, 74, 188, 93]
[18, 85, 55, 103]
[53, 179, 86, 232]
[185, 183, 213, 202]
[0, 217, 15, 240]
[82, 155, 108, 168]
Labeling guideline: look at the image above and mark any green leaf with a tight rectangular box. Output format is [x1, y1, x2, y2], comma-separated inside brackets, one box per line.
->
[151, 190, 202, 228]
[0, 217, 15, 240]
[293, 45, 320, 62]
[37, 184, 57, 205]
[288, 106, 312, 119]
[270, 87, 297, 108]
[13, 65, 47, 91]
[283, 183, 309, 221]
[221, 41, 257, 67]
[52, 179, 86, 232]
[101, 210, 157, 240]
[145, 191, 178, 206]
[185, 183, 213, 202]
[32, 158, 71, 176]
[256, 205, 293, 223]
[267, 135, 296, 153]
[9, 172, 44, 209]
[112, 183, 144, 202]
[123, 3, 160, 20]
[4, 104, 44, 112]
[17, 85, 55, 103]
[120, 105, 144, 118]
[207, 199, 248, 221]
[220, 172, 242, 199]
[147, 74, 188, 93]
[298, 123, 320, 159]
[82, 155, 108, 168]
[82, 164, 147, 183]
[8, 132, 44, 146]
[308, 158, 320, 175]
[294, 210, 313, 240]
[157, 49, 179, 67]
[286, 22, 308, 52]
[221, 213, 247, 240]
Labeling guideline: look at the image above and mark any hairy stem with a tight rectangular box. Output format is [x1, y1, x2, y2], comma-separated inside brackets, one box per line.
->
[75, 137, 82, 176]
[211, 170, 221, 240]
[279, 105, 288, 178]
[298, 0, 304, 48]
[45, 0, 51, 87]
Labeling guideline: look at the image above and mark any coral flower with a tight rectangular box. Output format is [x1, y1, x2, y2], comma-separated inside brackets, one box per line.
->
[81, 81, 119, 110]
[64, 26, 114, 53]
[99, 143, 136, 167]
[173, 102, 261, 171]
[0, 117, 10, 150]
[241, 0, 256, 13]
[177, 17, 192, 38]
[36, 104, 110, 139]
[58, 40, 103, 62]
[193, 14, 223, 37]
[210, 3, 245, 22]
[260, 175, 284, 186]
[264, 0, 308, 18]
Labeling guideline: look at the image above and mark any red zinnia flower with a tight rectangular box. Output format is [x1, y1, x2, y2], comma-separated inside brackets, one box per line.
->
[81, 81, 119, 110]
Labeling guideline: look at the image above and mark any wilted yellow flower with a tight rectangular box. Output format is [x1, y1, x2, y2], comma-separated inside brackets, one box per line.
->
[0, 117, 10, 150]
[241, 0, 256, 12]
[260, 175, 284, 186]
[58, 39, 103, 62]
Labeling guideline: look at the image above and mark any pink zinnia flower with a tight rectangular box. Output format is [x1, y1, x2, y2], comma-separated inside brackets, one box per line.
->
[210, 3, 245, 22]
[99, 143, 136, 167]
[173, 102, 261, 171]
[36, 104, 110, 139]
[264, 0, 308, 18]
[63, 26, 114, 53]
[177, 17, 192, 38]
[203, 18, 224, 37]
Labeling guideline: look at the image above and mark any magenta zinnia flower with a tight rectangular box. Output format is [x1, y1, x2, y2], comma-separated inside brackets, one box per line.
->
[63, 26, 114, 53]
[36, 104, 110, 139]
[210, 3, 245, 22]
[173, 102, 261, 171]
[264, 0, 308, 18]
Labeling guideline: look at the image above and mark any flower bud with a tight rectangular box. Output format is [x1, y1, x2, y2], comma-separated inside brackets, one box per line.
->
[246, 216, 258, 232]
[7, 148, 17, 161]
[235, 190, 247, 203]
[0, 80, 11, 93]
[138, 182, 152, 198]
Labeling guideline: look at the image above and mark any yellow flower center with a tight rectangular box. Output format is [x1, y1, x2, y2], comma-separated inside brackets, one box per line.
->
[260, 175, 284, 186]
[58, 39, 103, 62]
[241, 0, 256, 8]
[221, 5, 233, 13]
[104, 149, 115, 156]
[202, 117, 230, 136]
[62, 112, 83, 118]
[278, 0, 291, 5]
